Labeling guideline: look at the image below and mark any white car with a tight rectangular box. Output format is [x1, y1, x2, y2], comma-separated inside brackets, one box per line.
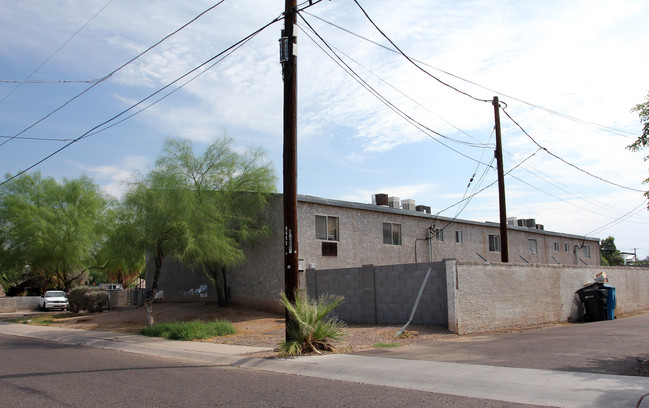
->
[39, 290, 69, 311]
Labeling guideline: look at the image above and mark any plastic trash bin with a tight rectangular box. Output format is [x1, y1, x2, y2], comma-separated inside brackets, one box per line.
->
[602, 284, 616, 320]
[576, 283, 608, 322]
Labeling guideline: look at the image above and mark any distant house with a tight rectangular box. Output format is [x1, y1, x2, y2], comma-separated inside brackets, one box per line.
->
[150, 193, 600, 311]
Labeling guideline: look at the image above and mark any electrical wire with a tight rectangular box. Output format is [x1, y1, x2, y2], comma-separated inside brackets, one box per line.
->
[584, 199, 649, 237]
[0, 79, 100, 84]
[0, 0, 114, 106]
[302, 10, 637, 138]
[304, 7, 647, 219]
[502, 148, 649, 221]
[434, 148, 541, 217]
[311, 5, 647, 236]
[298, 14, 492, 166]
[326, 43, 490, 149]
[0, 0, 227, 149]
[500, 105, 645, 193]
[351, 0, 491, 104]
[0, 12, 284, 187]
[0, 135, 74, 142]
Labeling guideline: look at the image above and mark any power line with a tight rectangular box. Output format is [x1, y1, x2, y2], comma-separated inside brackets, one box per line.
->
[0, 0, 227, 149]
[584, 199, 649, 237]
[351, 0, 491, 105]
[298, 14, 493, 167]
[0, 135, 74, 142]
[325, 42, 489, 149]
[0, 79, 100, 84]
[0, 12, 284, 187]
[0, 0, 114, 106]
[302, 10, 637, 138]
[305, 5, 647, 233]
[500, 105, 645, 193]
[435, 148, 540, 217]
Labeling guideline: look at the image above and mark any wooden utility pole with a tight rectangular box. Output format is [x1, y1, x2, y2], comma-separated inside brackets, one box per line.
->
[493, 96, 509, 262]
[281, 0, 298, 339]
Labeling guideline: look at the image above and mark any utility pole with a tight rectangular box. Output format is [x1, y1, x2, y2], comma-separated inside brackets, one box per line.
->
[281, 0, 298, 340]
[493, 96, 509, 262]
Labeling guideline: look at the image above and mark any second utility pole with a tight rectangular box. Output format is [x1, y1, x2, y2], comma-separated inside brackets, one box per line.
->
[281, 0, 298, 340]
[493, 96, 509, 263]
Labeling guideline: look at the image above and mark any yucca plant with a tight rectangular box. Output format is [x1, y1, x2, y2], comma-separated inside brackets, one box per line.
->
[279, 291, 346, 356]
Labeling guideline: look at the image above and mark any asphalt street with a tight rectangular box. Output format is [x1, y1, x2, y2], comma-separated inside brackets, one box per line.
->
[0, 333, 544, 408]
[1, 312, 648, 407]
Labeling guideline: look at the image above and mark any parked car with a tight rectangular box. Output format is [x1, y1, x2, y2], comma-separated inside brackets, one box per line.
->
[39, 290, 69, 311]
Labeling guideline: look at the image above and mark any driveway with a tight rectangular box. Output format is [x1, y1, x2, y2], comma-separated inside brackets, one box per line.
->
[358, 313, 649, 375]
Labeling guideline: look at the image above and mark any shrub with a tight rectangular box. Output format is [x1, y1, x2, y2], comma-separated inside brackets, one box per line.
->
[139, 320, 236, 341]
[278, 291, 346, 357]
[68, 286, 110, 313]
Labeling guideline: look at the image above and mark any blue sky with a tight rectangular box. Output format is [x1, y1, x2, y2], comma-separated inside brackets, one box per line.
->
[1, 0, 649, 259]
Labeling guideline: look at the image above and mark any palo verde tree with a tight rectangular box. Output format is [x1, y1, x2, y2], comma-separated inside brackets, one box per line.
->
[123, 136, 275, 326]
[0, 172, 110, 293]
[96, 205, 146, 288]
[628, 91, 649, 202]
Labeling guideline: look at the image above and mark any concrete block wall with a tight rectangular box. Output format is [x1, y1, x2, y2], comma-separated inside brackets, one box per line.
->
[0, 296, 40, 312]
[307, 262, 448, 325]
[446, 260, 649, 334]
[0, 297, 15, 312]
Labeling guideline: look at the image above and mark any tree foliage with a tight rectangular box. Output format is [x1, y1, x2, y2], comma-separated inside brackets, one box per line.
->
[599, 236, 624, 266]
[628, 91, 649, 202]
[95, 205, 146, 288]
[123, 136, 276, 326]
[0, 172, 109, 293]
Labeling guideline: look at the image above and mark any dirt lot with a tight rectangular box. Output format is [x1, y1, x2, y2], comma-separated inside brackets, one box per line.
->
[45, 302, 457, 355]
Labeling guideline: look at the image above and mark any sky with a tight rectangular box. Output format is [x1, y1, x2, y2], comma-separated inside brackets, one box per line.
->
[1, 0, 649, 259]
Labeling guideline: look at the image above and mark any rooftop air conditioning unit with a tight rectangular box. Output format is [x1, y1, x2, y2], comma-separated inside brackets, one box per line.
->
[388, 196, 400, 208]
[373, 193, 389, 206]
[402, 199, 416, 211]
[507, 217, 517, 226]
[416, 205, 431, 214]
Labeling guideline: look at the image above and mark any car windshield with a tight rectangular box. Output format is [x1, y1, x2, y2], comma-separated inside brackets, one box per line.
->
[45, 291, 66, 297]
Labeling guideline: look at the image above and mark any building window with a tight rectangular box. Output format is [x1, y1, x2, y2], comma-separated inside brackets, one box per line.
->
[553, 241, 559, 251]
[564, 243, 569, 252]
[435, 228, 444, 242]
[321, 241, 337, 256]
[315, 215, 339, 241]
[583, 245, 591, 258]
[528, 239, 538, 255]
[488, 234, 501, 252]
[455, 230, 463, 243]
[383, 222, 401, 245]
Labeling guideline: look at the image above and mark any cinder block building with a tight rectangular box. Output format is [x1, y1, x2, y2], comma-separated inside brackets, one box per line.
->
[151, 193, 601, 312]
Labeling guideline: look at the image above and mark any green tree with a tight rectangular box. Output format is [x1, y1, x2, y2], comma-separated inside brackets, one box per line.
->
[0, 172, 110, 293]
[95, 205, 146, 288]
[599, 236, 625, 266]
[628, 91, 649, 201]
[123, 136, 275, 326]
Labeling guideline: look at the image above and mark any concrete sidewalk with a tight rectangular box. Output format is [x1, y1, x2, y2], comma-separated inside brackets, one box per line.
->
[1, 321, 648, 407]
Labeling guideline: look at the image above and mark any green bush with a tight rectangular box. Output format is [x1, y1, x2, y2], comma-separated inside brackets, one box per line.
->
[279, 291, 346, 357]
[68, 287, 110, 313]
[139, 320, 236, 341]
